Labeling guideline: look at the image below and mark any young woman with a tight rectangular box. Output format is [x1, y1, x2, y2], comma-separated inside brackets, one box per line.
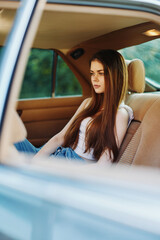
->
[15, 49, 133, 164]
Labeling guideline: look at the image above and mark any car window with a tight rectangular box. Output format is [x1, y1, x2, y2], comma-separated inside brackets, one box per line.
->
[55, 55, 82, 97]
[0, 47, 2, 56]
[119, 38, 160, 88]
[19, 48, 82, 99]
[0, 46, 4, 61]
[19, 49, 53, 99]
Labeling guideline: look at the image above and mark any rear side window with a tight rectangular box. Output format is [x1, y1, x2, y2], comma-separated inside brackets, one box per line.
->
[19, 49, 53, 99]
[19, 48, 82, 99]
[55, 55, 82, 97]
[119, 38, 160, 88]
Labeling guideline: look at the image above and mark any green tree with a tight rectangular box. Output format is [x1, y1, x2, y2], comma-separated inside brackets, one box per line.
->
[55, 55, 82, 96]
[19, 49, 82, 99]
[19, 49, 53, 99]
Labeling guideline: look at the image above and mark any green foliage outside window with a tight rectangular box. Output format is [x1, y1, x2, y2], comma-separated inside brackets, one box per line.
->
[119, 38, 160, 85]
[0, 47, 3, 58]
[55, 55, 82, 97]
[19, 48, 82, 99]
[0, 46, 5, 63]
[19, 49, 53, 99]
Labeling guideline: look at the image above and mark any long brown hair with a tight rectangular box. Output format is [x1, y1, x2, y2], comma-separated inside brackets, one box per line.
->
[63, 49, 128, 162]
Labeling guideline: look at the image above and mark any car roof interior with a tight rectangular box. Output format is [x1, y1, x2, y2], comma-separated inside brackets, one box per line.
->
[1, 3, 160, 50]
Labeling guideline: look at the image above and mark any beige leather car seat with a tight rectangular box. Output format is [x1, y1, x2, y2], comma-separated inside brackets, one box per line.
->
[117, 59, 160, 168]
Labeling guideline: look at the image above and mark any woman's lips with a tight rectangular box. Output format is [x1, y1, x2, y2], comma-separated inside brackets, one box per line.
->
[94, 85, 100, 88]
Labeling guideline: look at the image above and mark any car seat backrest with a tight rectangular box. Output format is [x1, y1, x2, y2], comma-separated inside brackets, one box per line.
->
[117, 59, 160, 167]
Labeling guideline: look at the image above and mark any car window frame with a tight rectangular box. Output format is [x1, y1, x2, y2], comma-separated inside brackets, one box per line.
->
[0, 0, 46, 159]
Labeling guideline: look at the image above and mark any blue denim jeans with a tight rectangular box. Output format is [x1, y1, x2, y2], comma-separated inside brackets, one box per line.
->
[14, 139, 85, 162]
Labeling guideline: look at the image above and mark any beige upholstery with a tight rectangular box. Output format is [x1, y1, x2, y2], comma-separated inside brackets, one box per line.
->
[125, 59, 145, 93]
[116, 120, 140, 163]
[121, 94, 160, 167]
[118, 59, 160, 167]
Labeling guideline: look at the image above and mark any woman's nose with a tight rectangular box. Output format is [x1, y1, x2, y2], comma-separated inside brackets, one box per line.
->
[92, 73, 99, 81]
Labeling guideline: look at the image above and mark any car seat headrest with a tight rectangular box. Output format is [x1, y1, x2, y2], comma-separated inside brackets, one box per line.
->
[125, 59, 145, 93]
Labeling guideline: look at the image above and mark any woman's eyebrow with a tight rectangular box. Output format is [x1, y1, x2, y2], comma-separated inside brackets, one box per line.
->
[90, 69, 104, 72]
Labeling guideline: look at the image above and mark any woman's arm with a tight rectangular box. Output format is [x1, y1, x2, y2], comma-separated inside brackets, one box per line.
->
[34, 98, 91, 158]
[98, 108, 129, 165]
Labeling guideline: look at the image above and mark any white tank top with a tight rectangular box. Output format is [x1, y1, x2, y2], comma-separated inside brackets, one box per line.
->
[74, 104, 133, 161]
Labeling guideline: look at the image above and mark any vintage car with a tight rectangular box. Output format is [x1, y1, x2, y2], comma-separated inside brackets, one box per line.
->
[0, 0, 160, 239]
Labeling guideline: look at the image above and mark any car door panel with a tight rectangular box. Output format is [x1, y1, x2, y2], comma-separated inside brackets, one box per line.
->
[17, 97, 85, 146]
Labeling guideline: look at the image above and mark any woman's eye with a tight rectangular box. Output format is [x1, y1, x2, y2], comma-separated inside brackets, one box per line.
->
[90, 72, 104, 76]
[99, 72, 104, 75]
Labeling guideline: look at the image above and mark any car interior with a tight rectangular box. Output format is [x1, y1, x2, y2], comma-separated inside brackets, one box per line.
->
[0, 1, 160, 167]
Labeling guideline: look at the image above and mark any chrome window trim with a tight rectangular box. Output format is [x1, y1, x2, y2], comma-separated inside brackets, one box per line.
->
[47, 0, 160, 16]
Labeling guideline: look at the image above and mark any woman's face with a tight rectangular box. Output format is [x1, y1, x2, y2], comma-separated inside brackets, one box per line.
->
[90, 59, 105, 94]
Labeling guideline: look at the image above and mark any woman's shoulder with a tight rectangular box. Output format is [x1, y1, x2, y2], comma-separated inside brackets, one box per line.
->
[119, 102, 133, 113]
[117, 107, 129, 124]
[83, 97, 92, 108]
[118, 103, 134, 126]
[115, 108, 130, 148]
[77, 98, 91, 113]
